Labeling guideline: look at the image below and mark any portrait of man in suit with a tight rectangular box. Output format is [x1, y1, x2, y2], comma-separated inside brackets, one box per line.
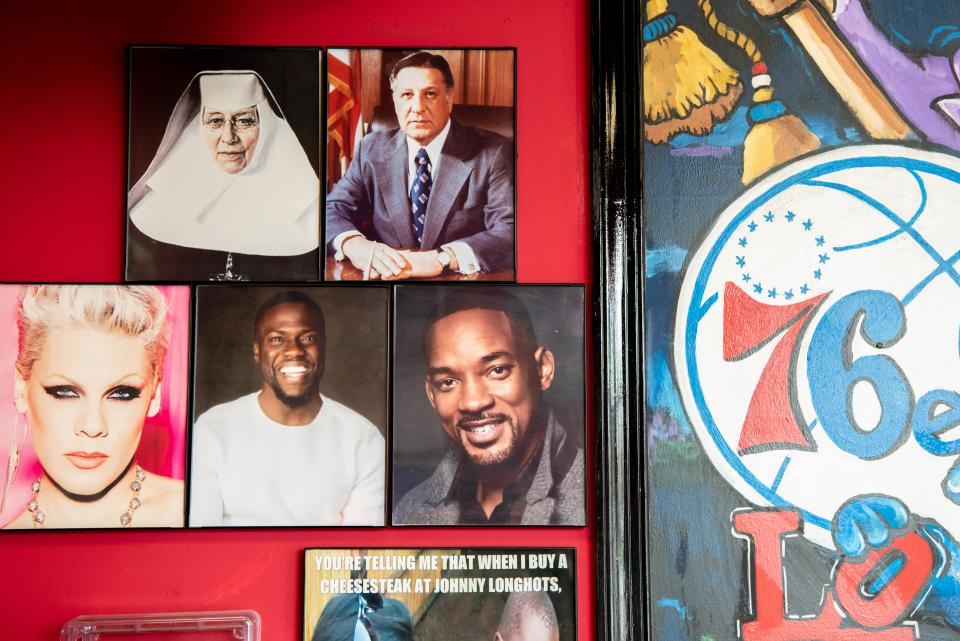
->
[326, 50, 515, 280]
[392, 286, 585, 526]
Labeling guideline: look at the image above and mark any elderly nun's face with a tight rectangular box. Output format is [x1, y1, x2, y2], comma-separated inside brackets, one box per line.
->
[201, 106, 261, 174]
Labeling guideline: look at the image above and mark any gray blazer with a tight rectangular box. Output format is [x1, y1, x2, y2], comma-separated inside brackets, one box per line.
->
[394, 411, 584, 525]
[325, 120, 515, 272]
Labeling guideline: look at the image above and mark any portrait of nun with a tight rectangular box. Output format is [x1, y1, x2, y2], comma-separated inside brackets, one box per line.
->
[126, 68, 320, 281]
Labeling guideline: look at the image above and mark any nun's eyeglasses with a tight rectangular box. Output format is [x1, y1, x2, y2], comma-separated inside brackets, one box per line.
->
[354, 593, 384, 641]
[202, 111, 260, 132]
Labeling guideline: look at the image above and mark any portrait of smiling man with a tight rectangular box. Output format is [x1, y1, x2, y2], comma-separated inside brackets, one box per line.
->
[393, 286, 585, 526]
[326, 50, 516, 280]
[190, 287, 387, 527]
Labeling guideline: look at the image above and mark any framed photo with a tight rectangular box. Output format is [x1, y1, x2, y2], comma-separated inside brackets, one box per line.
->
[189, 285, 389, 527]
[627, 0, 960, 639]
[125, 46, 322, 282]
[324, 48, 516, 282]
[0, 284, 191, 529]
[391, 285, 585, 526]
[303, 548, 576, 641]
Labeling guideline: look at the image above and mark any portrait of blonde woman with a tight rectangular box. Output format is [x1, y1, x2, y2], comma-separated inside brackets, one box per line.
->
[0, 285, 191, 529]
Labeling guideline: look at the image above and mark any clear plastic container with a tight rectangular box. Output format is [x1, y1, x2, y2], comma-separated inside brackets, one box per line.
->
[60, 611, 261, 641]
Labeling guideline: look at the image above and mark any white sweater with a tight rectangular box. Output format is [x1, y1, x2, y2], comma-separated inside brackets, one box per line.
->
[189, 392, 385, 526]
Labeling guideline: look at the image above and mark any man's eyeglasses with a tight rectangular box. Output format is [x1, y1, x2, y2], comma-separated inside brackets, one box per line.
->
[354, 593, 384, 641]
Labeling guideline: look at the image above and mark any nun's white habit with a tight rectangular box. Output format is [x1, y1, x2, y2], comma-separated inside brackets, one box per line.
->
[127, 71, 319, 280]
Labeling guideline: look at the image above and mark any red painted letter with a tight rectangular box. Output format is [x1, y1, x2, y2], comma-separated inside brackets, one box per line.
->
[733, 509, 917, 641]
[835, 530, 935, 629]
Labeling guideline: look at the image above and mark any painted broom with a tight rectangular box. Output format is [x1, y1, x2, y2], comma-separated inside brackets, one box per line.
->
[643, 0, 743, 144]
[644, 0, 821, 184]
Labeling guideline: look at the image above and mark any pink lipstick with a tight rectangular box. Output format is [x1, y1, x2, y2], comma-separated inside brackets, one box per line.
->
[64, 451, 108, 470]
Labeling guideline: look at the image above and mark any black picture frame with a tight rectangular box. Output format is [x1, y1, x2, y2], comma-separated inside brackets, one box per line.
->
[302, 547, 578, 641]
[188, 283, 391, 529]
[0, 282, 194, 532]
[124, 45, 324, 284]
[322, 47, 519, 283]
[389, 283, 587, 528]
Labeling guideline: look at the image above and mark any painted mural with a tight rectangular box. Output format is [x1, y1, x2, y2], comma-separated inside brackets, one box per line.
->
[643, 0, 960, 638]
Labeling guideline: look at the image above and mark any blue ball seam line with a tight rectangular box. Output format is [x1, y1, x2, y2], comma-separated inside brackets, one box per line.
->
[643, 13, 678, 43]
[747, 100, 787, 125]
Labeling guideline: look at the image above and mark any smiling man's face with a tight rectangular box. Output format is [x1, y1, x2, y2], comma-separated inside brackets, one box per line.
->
[392, 66, 453, 146]
[254, 302, 325, 409]
[424, 308, 554, 468]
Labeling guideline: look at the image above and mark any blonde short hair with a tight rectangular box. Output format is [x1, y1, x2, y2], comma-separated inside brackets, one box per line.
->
[16, 285, 169, 381]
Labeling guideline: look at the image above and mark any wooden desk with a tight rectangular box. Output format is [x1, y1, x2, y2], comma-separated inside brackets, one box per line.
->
[325, 257, 514, 282]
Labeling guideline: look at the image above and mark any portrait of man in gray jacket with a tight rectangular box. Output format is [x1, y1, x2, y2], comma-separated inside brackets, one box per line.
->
[393, 287, 584, 526]
[326, 50, 515, 280]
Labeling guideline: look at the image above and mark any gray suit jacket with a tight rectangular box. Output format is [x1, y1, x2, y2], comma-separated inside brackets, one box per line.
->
[325, 120, 515, 272]
[394, 411, 584, 525]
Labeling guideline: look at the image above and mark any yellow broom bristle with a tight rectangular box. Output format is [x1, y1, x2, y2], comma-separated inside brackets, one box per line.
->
[742, 113, 820, 184]
[644, 25, 744, 144]
[647, 0, 669, 17]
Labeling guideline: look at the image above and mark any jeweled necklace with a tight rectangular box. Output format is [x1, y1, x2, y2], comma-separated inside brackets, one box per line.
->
[27, 465, 146, 528]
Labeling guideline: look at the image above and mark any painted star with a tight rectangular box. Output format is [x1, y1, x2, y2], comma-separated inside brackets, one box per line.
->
[814, 269, 822, 280]
[738, 237, 748, 247]
[800, 283, 809, 294]
[742, 273, 752, 282]
[748, 221, 758, 232]
[753, 283, 763, 294]
[819, 253, 830, 264]
[784, 289, 794, 300]
[802, 219, 813, 231]
[767, 288, 778, 299]
[764, 212, 774, 222]
[736, 256, 746, 267]
[785, 211, 796, 222]
[815, 235, 825, 247]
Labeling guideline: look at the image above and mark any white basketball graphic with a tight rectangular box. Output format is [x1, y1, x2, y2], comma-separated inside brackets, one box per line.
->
[675, 145, 960, 548]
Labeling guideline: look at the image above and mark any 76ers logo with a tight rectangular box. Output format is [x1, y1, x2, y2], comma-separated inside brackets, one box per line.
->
[675, 145, 960, 549]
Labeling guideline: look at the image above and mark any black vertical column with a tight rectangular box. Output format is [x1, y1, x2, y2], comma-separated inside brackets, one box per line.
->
[591, 0, 644, 639]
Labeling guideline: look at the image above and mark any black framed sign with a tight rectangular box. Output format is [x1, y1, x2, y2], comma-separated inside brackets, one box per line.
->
[125, 46, 322, 283]
[303, 548, 577, 641]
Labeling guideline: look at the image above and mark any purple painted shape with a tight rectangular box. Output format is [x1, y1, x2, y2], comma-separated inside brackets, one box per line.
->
[831, 0, 960, 150]
[936, 96, 960, 129]
[670, 144, 734, 158]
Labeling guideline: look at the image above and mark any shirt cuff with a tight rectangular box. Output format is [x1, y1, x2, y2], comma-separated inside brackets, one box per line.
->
[442, 241, 481, 274]
[333, 231, 364, 261]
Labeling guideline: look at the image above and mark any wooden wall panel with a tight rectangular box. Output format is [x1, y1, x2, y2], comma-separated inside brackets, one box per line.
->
[463, 50, 515, 106]
[428, 48, 465, 103]
[360, 48, 382, 125]
[484, 50, 515, 106]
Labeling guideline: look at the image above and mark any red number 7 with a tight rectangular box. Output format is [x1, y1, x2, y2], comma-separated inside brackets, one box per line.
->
[722, 282, 830, 455]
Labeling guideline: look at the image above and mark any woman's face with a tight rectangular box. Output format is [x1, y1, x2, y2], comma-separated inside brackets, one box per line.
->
[16, 326, 161, 496]
[201, 105, 261, 174]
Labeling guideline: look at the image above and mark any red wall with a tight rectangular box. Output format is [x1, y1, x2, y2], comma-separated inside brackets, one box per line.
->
[0, 1, 594, 639]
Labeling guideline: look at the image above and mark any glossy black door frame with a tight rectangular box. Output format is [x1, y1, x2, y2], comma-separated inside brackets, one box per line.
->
[592, 0, 644, 640]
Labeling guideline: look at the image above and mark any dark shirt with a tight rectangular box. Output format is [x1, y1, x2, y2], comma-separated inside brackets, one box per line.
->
[450, 443, 543, 525]
[394, 409, 585, 526]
